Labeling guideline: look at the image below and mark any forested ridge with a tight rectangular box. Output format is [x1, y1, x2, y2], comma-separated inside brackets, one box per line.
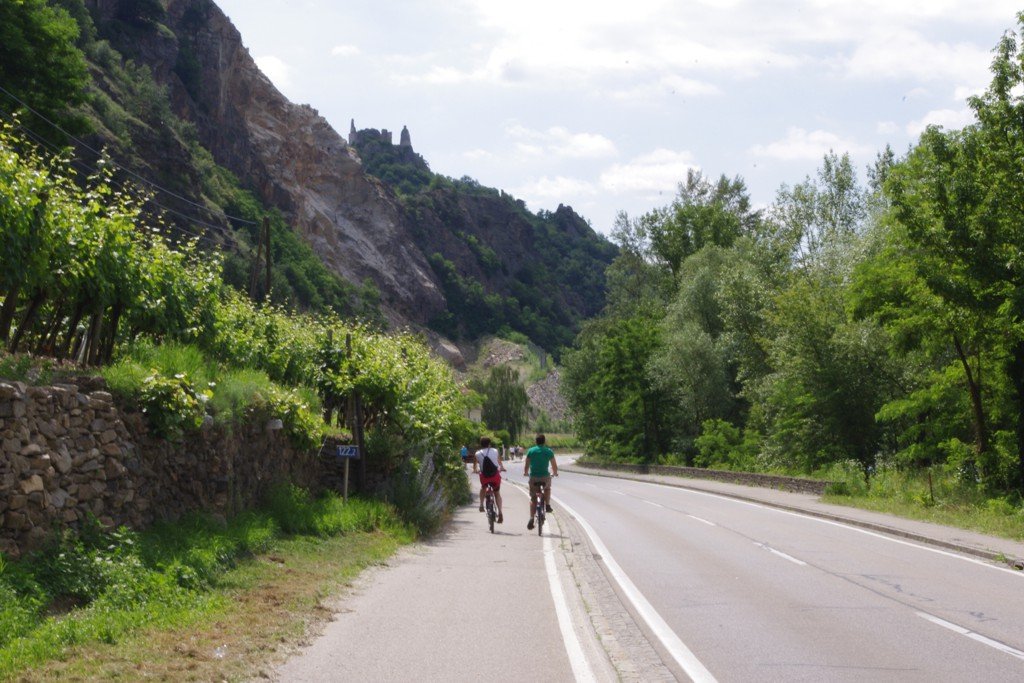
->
[354, 131, 617, 354]
[563, 17, 1024, 503]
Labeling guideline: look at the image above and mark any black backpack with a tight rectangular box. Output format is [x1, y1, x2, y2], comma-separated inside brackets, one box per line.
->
[481, 450, 498, 476]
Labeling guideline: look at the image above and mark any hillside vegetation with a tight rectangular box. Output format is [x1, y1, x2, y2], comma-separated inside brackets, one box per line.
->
[355, 134, 618, 355]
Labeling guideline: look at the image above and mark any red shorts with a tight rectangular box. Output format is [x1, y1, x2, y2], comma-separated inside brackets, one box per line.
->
[479, 473, 501, 492]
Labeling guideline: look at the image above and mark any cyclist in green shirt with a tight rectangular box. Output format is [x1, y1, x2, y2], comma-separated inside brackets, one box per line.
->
[524, 433, 558, 530]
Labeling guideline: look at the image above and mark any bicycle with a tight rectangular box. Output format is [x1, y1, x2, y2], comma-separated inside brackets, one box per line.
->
[483, 483, 497, 533]
[532, 481, 546, 536]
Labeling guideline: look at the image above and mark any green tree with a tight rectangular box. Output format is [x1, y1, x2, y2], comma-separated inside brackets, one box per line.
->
[562, 313, 672, 461]
[0, 0, 90, 139]
[480, 365, 529, 443]
[853, 125, 1014, 485]
[648, 246, 740, 456]
[769, 151, 866, 268]
[966, 18, 1024, 488]
[644, 170, 761, 277]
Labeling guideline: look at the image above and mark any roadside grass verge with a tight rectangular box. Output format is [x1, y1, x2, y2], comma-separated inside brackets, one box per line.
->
[821, 492, 1024, 542]
[818, 462, 1024, 542]
[0, 486, 413, 681]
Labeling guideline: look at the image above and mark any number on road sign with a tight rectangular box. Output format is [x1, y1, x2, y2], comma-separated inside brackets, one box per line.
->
[336, 445, 360, 459]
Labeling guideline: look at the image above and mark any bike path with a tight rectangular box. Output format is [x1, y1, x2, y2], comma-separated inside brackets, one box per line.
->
[561, 462, 1024, 569]
[275, 472, 611, 682]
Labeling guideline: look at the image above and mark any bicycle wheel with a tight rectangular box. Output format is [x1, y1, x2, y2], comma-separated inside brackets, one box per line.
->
[486, 494, 495, 533]
[536, 494, 544, 535]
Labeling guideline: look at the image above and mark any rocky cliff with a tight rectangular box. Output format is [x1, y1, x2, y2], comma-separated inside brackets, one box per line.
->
[84, 0, 445, 326]
[77, 0, 615, 350]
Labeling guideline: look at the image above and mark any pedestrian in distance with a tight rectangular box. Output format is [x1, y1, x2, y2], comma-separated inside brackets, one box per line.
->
[524, 433, 557, 530]
[476, 436, 506, 523]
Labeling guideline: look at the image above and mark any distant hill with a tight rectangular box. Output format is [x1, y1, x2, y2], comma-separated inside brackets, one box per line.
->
[24, 0, 617, 358]
[352, 127, 616, 352]
[465, 337, 569, 431]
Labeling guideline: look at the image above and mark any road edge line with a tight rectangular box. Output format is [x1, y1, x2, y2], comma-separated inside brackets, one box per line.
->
[553, 494, 718, 683]
[512, 483, 598, 682]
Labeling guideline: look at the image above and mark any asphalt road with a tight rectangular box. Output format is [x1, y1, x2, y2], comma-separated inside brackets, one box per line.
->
[275, 464, 614, 682]
[275, 462, 1024, 682]
[553, 469, 1024, 682]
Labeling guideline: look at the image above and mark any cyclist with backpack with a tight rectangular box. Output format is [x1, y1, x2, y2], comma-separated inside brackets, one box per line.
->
[476, 437, 505, 523]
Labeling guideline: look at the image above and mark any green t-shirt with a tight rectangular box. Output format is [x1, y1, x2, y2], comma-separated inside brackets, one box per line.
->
[526, 445, 555, 477]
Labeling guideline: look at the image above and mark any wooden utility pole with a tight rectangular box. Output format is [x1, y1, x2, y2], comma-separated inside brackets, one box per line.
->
[347, 333, 366, 489]
[263, 216, 272, 298]
[249, 222, 264, 300]
[248, 216, 273, 300]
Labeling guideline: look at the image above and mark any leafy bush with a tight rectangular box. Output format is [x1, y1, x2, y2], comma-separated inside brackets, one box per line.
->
[381, 457, 450, 536]
[138, 371, 209, 439]
[694, 419, 758, 470]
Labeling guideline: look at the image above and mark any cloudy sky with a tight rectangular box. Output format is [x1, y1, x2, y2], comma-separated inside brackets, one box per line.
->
[215, 0, 1020, 235]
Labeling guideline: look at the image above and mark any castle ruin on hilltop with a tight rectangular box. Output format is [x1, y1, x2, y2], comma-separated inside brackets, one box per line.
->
[349, 120, 413, 151]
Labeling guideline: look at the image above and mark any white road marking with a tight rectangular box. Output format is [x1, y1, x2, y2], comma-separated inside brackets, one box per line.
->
[917, 612, 1024, 661]
[554, 495, 718, 683]
[754, 542, 807, 566]
[611, 490, 626, 496]
[636, 480, 1024, 577]
[513, 484, 596, 682]
[644, 500, 664, 509]
[688, 514, 716, 526]
[545, 534, 597, 682]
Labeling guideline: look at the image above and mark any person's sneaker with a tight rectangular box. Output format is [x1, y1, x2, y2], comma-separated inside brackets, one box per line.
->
[527, 518, 535, 530]
[479, 505, 484, 512]
[497, 514, 503, 524]
[545, 504, 553, 513]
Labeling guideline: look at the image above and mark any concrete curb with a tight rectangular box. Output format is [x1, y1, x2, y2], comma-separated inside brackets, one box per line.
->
[563, 463, 1024, 570]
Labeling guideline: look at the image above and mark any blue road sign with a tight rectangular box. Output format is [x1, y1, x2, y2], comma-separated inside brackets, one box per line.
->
[336, 445, 360, 459]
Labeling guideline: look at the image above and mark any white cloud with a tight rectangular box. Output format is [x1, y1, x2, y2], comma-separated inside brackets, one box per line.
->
[515, 143, 544, 157]
[840, 29, 991, 85]
[599, 149, 698, 194]
[610, 74, 722, 101]
[551, 130, 618, 159]
[514, 176, 597, 200]
[331, 45, 361, 57]
[954, 85, 984, 101]
[506, 124, 618, 160]
[255, 55, 291, 89]
[749, 127, 872, 161]
[906, 107, 976, 136]
[877, 121, 899, 135]
[462, 148, 493, 161]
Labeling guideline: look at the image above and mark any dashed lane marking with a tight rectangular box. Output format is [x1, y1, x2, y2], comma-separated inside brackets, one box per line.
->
[754, 542, 807, 566]
[917, 611, 1024, 661]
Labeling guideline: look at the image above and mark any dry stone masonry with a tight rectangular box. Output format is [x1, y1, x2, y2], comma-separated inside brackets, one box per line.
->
[0, 379, 323, 559]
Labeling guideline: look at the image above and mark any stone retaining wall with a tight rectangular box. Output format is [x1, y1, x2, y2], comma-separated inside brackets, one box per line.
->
[575, 459, 830, 495]
[0, 380, 324, 558]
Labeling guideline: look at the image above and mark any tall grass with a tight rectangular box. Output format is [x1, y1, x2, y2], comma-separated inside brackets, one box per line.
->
[820, 460, 1024, 541]
[0, 486, 407, 678]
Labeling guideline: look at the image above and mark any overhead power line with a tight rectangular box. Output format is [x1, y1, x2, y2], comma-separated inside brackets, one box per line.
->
[0, 106, 234, 251]
[0, 83, 259, 227]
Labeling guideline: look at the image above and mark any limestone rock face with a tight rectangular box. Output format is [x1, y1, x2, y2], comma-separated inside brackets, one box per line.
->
[85, 0, 445, 326]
